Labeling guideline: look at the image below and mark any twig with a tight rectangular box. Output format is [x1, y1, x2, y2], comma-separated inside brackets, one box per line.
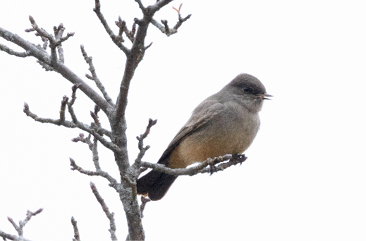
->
[53, 24, 66, 63]
[0, 209, 43, 241]
[0, 231, 32, 241]
[151, 4, 191, 36]
[0, 43, 31, 57]
[24, 103, 116, 151]
[90, 182, 118, 241]
[70, 158, 118, 188]
[92, 136, 101, 171]
[115, 17, 125, 43]
[115, 18, 137, 43]
[90, 105, 101, 128]
[68, 84, 81, 123]
[139, 196, 150, 219]
[27, 16, 74, 66]
[126, 22, 136, 43]
[1, 26, 112, 113]
[134, 0, 146, 12]
[93, 0, 129, 54]
[80, 45, 114, 106]
[69, 83, 82, 107]
[71, 217, 81, 241]
[59, 96, 68, 123]
[134, 118, 157, 165]
[139, 154, 247, 176]
[72, 133, 93, 150]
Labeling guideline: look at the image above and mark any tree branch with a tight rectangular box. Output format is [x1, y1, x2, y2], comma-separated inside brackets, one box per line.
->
[139, 196, 150, 219]
[0, 27, 112, 114]
[115, 0, 174, 124]
[151, 4, 191, 37]
[70, 158, 118, 189]
[90, 182, 118, 241]
[26, 16, 74, 66]
[80, 45, 114, 106]
[0, 43, 31, 57]
[0, 209, 43, 241]
[93, 0, 129, 55]
[140, 154, 247, 176]
[133, 118, 157, 169]
[71, 217, 81, 241]
[115, 17, 136, 43]
[24, 103, 117, 151]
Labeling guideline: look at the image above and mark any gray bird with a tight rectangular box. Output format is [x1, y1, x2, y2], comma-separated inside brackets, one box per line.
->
[137, 73, 271, 200]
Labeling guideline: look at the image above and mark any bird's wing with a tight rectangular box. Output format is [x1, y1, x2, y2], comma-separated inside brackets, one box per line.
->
[157, 101, 225, 165]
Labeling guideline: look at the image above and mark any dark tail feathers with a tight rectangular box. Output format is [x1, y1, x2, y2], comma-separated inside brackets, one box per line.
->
[137, 170, 177, 201]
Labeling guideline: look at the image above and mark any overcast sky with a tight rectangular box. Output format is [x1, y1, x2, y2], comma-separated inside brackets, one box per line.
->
[1, 0, 366, 240]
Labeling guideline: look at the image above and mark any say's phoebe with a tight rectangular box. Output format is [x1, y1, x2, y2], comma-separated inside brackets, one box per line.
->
[137, 73, 271, 200]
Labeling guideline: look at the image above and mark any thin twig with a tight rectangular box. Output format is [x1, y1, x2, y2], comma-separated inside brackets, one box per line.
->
[93, 0, 129, 54]
[90, 182, 118, 241]
[92, 136, 101, 171]
[59, 96, 68, 123]
[71, 217, 81, 241]
[151, 4, 191, 36]
[27, 16, 74, 66]
[140, 154, 247, 176]
[72, 133, 93, 149]
[139, 196, 150, 219]
[53, 23, 66, 63]
[24, 103, 116, 150]
[0, 43, 31, 57]
[0, 209, 43, 241]
[135, 119, 157, 163]
[80, 45, 114, 106]
[70, 158, 118, 188]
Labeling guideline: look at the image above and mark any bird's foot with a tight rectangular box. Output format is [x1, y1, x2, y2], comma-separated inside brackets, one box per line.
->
[232, 154, 247, 165]
[209, 163, 218, 175]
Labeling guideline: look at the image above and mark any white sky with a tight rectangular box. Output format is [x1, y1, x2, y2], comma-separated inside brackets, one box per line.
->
[1, 0, 366, 240]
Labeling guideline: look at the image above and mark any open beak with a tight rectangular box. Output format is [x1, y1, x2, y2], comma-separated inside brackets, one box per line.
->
[260, 93, 272, 100]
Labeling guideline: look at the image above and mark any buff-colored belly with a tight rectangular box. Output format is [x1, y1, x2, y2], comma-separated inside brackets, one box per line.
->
[168, 116, 258, 169]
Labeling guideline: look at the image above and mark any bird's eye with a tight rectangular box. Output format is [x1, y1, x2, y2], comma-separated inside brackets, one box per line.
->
[243, 87, 252, 93]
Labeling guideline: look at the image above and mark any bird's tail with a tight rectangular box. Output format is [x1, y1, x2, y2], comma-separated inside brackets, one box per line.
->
[137, 170, 177, 201]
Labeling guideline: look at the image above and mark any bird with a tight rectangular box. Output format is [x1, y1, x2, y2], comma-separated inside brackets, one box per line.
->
[137, 73, 271, 200]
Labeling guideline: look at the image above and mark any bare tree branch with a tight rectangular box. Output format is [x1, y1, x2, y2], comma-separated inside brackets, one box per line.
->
[0, 43, 31, 57]
[70, 158, 118, 189]
[92, 137, 102, 171]
[0, 27, 112, 113]
[0, 209, 43, 241]
[59, 96, 68, 123]
[133, 118, 157, 169]
[0, 231, 32, 241]
[90, 182, 118, 241]
[24, 103, 117, 151]
[80, 45, 114, 106]
[139, 196, 150, 219]
[71, 217, 81, 241]
[115, 0, 174, 125]
[53, 23, 66, 63]
[72, 133, 93, 149]
[151, 4, 191, 36]
[93, 0, 129, 54]
[134, 0, 146, 12]
[140, 154, 247, 176]
[26, 16, 74, 67]
[115, 18, 136, 43]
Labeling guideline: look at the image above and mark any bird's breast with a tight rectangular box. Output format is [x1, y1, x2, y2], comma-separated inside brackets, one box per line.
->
[168, 105, 260, 169]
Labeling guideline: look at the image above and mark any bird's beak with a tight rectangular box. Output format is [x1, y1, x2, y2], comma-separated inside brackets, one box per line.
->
[260, 93, 272, 100]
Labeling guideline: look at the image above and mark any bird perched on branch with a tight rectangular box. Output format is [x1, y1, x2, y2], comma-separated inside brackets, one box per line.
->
[137, 73, 271, 200]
